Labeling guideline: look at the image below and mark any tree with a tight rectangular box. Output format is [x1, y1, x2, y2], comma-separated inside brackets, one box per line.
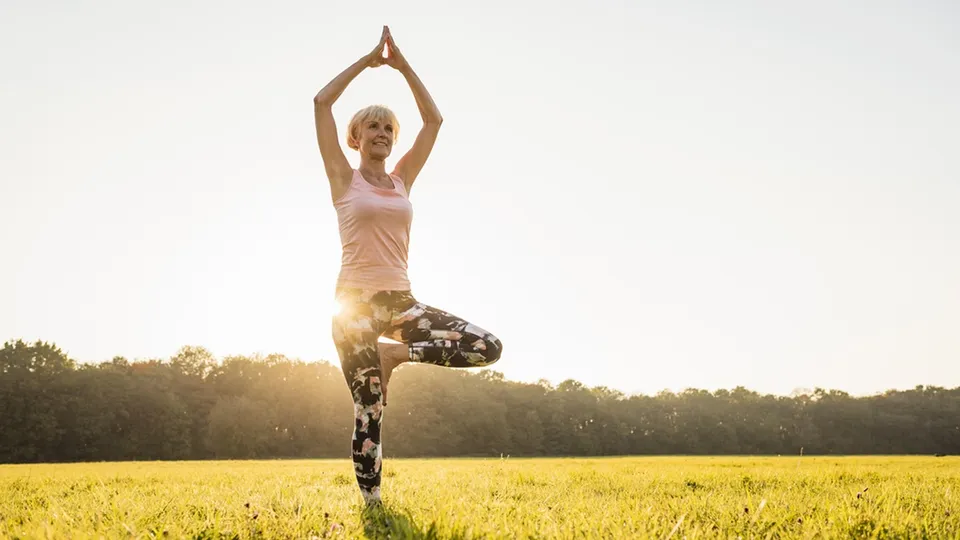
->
[0, 339, 74, 374]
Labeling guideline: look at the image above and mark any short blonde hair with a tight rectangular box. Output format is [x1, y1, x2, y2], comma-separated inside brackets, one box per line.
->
[346, 105, 399, 151]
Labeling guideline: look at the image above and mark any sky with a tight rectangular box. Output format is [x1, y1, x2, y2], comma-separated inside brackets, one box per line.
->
[2, 0, 958, 397]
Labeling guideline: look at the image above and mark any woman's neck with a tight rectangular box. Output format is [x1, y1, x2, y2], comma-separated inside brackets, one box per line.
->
[358, 157, 387, 177]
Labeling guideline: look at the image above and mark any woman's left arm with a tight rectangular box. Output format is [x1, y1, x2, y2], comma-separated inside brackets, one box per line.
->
[385, 29, 442, 193]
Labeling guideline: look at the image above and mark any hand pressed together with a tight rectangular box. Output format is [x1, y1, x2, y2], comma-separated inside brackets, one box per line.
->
[364, 26, 408, 71]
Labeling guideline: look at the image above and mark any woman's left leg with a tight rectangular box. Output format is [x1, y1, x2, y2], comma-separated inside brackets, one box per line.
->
[383, 296, 503, 369]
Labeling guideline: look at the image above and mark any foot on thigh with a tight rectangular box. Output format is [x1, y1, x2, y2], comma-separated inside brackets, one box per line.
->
[378, 342, 408, 406]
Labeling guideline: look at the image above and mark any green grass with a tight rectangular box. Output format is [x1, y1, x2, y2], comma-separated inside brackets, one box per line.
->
[1, 457, 958, 539]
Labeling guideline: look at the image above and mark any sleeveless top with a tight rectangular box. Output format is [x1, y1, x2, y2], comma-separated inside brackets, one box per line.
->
[334, 169, 413, 291]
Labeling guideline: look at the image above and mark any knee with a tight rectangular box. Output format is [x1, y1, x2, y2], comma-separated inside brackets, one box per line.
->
[463, 336, 502, 366]
[480, 336, 503, 366]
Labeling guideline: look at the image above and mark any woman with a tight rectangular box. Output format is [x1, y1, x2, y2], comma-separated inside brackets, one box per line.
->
[313, 26, 503, 506]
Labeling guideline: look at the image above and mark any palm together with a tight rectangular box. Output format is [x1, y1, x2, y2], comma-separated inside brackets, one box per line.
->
[366, 26, 407, 70]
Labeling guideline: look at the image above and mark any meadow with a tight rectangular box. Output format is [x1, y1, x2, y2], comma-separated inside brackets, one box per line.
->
[1, 456, 957, 539]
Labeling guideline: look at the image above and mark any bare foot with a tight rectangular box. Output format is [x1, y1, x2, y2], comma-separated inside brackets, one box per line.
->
[378, 343, 408, 406]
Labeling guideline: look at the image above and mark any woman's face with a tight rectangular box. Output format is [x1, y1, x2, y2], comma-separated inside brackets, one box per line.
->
[358, 118, 395, 160]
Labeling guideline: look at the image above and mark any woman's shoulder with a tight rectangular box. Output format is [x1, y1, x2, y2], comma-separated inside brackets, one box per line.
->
[331, 169, 360, 204]
[389, 172, 409, 197]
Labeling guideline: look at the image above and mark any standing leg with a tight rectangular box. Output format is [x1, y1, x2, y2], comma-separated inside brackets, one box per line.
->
[332, 289, 387, 505]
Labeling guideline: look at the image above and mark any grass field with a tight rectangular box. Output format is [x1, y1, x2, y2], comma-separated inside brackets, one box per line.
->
[1, 456, 957, 539]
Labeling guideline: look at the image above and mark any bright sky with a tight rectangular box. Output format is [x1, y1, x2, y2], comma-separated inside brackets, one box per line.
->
[2, 1, 958, 397]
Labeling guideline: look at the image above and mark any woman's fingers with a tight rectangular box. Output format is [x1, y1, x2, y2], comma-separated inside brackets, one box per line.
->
[384, 29, 406, 68]
[374, 27, 387, 53]
[386, 31, 399, 53]
[366, 27, 389, 67]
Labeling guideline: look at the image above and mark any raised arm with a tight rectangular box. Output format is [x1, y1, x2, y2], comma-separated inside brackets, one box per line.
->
[314, 28, 387, 201]
[384, 29, 443, 193]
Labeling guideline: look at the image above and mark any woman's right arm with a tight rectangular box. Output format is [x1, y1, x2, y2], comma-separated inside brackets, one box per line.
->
[314, 28, 387, 199]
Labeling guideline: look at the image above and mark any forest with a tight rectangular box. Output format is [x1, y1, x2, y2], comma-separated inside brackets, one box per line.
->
[1, 339, 957, 463]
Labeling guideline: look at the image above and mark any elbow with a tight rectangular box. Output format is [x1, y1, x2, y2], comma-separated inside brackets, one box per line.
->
[313, 93, 332, 108]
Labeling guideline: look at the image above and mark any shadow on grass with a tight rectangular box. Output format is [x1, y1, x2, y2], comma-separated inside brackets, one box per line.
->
[361, 503, 467, 540]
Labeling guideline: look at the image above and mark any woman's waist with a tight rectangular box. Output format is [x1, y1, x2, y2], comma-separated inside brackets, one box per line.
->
[336, 264, 410, 291]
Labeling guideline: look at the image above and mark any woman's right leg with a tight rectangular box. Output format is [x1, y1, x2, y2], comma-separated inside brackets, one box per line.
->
[331, 288, 386, 505]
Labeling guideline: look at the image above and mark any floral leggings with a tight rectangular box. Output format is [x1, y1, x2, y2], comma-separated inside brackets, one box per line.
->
[331, 287, 503, 503]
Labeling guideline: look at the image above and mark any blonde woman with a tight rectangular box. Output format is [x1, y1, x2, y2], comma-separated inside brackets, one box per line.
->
[313, 26, 503, 506]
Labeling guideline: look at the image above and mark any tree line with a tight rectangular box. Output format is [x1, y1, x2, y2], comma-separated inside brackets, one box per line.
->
[1, 339, 957, 463]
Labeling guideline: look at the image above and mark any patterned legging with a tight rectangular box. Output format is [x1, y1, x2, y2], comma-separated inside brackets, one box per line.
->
[331, 287, 503, 503]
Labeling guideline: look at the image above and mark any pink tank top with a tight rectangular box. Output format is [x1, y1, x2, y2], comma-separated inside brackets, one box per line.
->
[334, 169, 413, 291]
